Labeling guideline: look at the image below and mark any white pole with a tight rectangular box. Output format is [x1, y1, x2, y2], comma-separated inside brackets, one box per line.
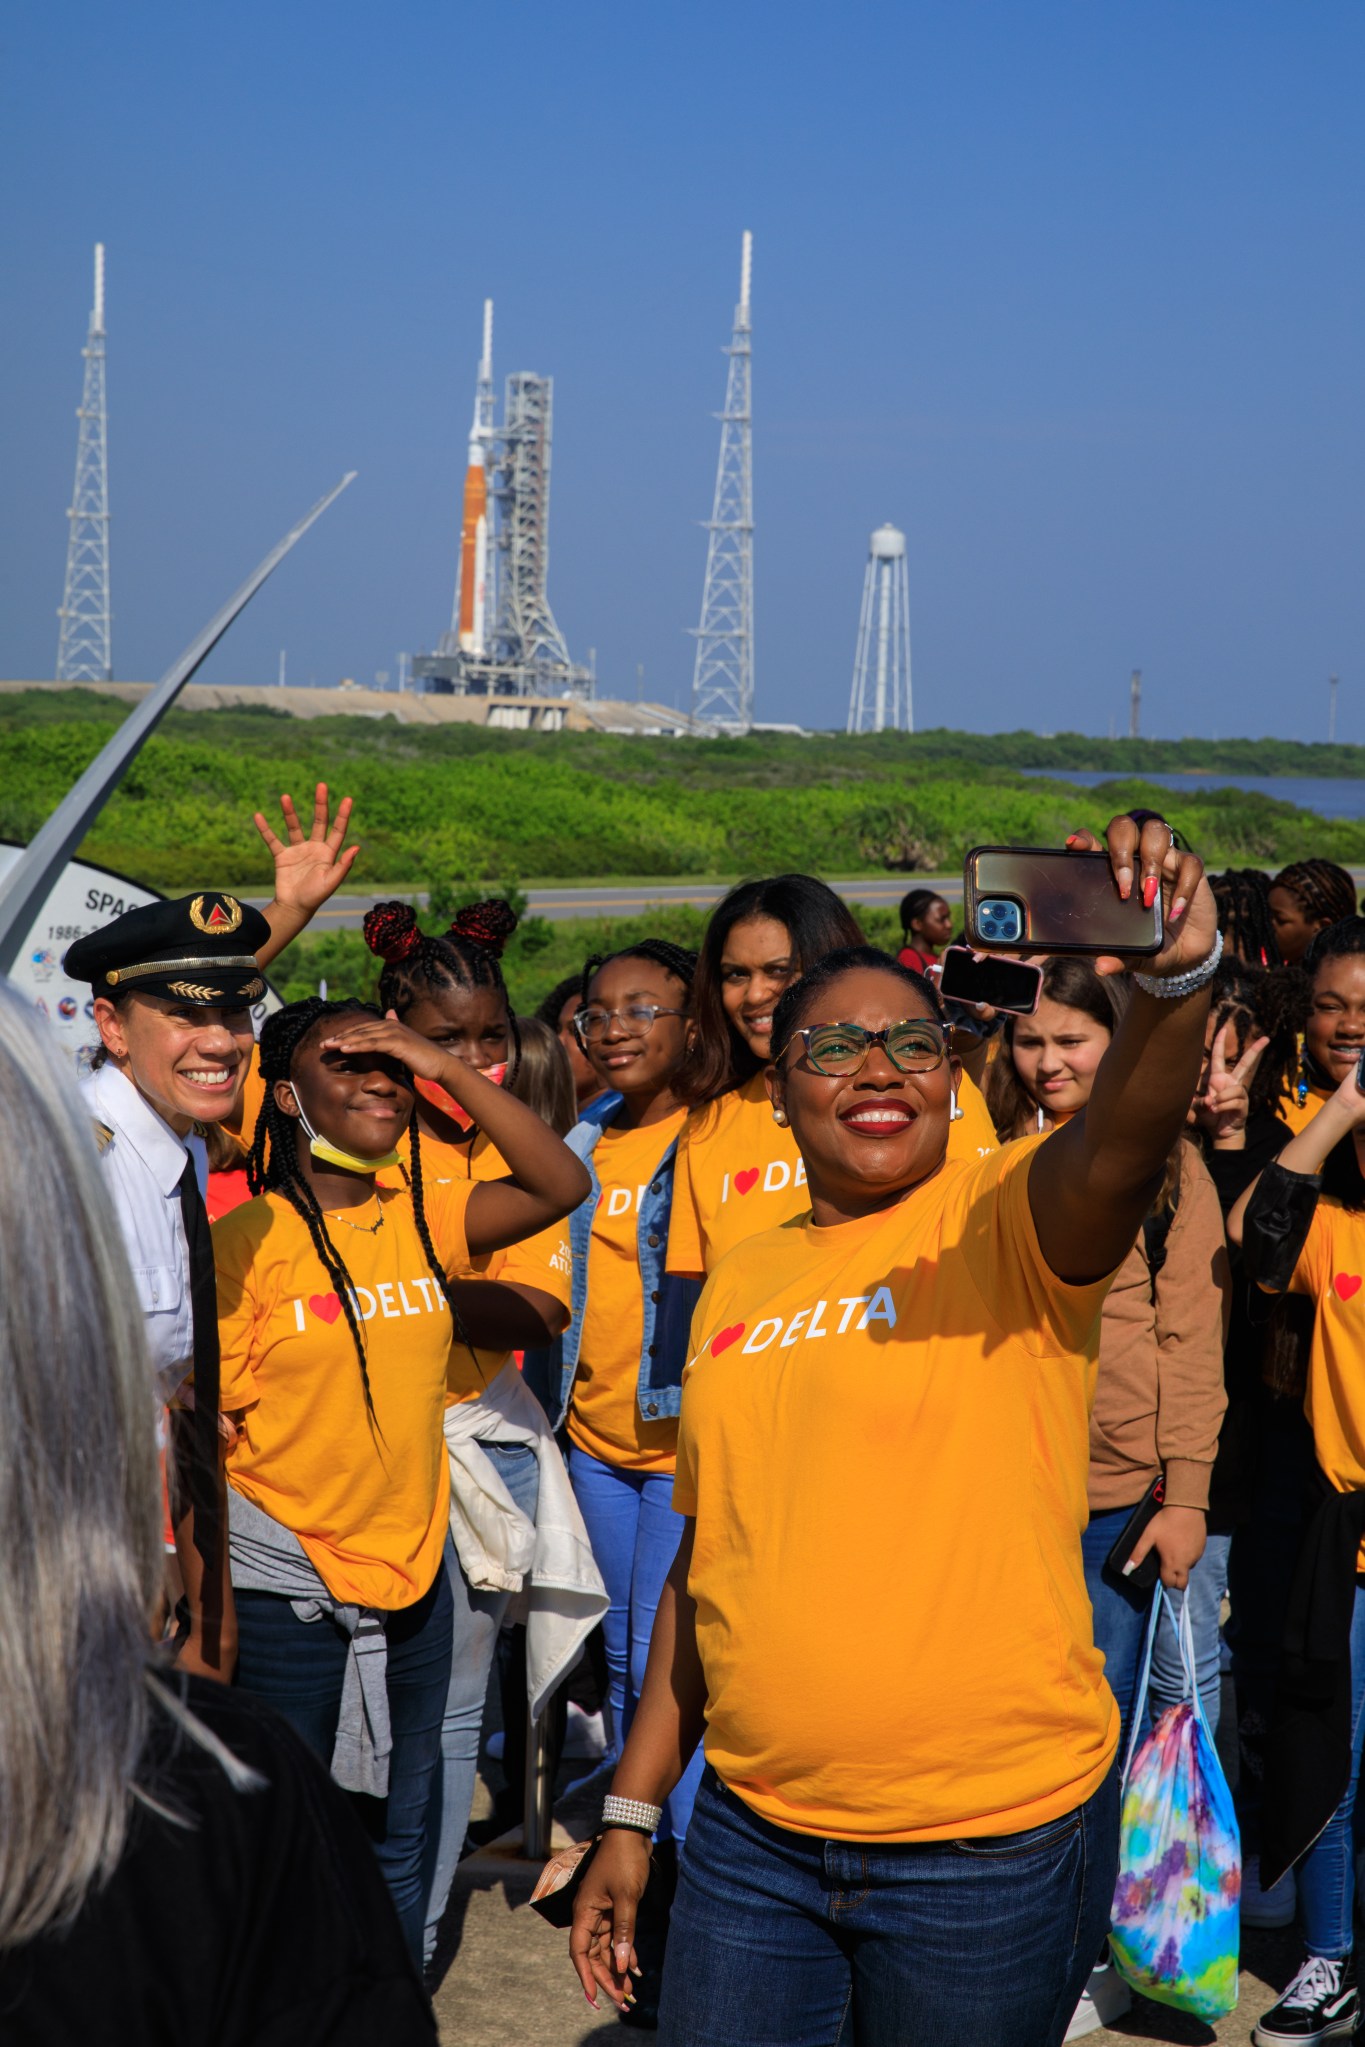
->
[874, 558, 892, 731]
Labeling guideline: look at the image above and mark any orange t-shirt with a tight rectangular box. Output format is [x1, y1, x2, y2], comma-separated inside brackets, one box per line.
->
[388, 1123, 572, 1404]
[675, 1138, 1118, 1842]
[567, 1109, 687, 1473]
[1289, 1197, 1365, 1563]
[668, 1070, 997, 1277]
[214, 1174, 473, 1609]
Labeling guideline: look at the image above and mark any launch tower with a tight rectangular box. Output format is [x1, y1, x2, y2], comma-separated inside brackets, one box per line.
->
[417, 302, 591, 700]
[846, 524, 912, 734]
[690, 232, 755, 731]
[56, 244, 113, 682]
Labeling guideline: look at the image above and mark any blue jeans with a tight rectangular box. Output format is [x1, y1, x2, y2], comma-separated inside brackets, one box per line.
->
[1148, 1530, 1230, 1735]
[1296, 1584, 1365, 1958]
[234, 1555, 454, 1964]
[659, 1765, 1120, 2047]
[420, 1439, 540, 1965]
[1081, 1502, 1157, 1760]
[568, 1445, 704, 1842]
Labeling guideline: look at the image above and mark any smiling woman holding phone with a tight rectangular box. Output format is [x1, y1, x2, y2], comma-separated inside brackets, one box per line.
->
[567, 818, 1222, 2047]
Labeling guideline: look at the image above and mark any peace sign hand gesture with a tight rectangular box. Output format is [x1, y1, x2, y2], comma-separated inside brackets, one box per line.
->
[1195, 1023, 1269, 1149]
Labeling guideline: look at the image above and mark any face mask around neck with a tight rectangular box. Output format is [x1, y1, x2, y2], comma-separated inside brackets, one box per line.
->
[295, 1101, 401, 1175]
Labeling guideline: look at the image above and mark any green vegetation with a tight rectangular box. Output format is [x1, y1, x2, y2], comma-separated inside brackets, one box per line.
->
[5, 692, 1365, 906]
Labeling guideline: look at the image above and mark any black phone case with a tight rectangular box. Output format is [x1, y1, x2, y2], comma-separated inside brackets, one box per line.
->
[1104, 1472, 1165, 1591]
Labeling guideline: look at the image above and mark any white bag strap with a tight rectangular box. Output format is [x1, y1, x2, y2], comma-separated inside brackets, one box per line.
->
[1121, 1579, 1210, 1787]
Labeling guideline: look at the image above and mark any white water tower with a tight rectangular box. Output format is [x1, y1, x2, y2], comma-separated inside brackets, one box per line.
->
[847, 523, 912, 734]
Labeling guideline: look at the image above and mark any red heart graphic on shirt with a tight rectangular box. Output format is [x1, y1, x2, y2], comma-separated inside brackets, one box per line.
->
[1335, 1274, 1362, 1302]
[710, 1323, 745, 1356]
[310, 1292, 343, 1323]
[734, 1168, 760, 1196]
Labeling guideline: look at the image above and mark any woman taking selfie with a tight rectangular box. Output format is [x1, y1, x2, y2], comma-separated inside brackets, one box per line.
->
[570, 818, 1220, 2047]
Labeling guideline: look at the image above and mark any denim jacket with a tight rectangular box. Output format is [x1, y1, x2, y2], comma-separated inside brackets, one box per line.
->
[522, 1093, 703, 1434]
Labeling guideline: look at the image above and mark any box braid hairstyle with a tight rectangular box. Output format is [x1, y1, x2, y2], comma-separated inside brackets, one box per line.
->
[363, 898, 522, 1094]
[1273, 860, 1358, 936]
[246, 995, 479, 1428]
[578, 939, 699, 1016]
[1209, 868, 1280, 969]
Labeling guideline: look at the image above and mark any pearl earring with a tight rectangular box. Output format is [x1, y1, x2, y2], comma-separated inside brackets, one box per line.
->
[772, 1107, 788, 1127]
[949, 1088, 964, 1123]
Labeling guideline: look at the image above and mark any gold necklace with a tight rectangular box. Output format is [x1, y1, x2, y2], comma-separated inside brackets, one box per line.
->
[326, 1204, 386, 1235]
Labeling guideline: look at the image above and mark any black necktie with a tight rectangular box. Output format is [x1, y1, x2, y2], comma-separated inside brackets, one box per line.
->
[176, 1152, 222, 1574]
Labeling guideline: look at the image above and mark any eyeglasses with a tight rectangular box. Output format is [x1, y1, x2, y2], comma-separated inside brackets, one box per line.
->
[573, 1003, 688, 1044]
[781, 1019, 947, 1077]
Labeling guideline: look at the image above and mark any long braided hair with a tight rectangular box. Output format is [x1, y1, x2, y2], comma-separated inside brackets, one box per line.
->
[246, 996, 479, 1427]
[1209, 868, 1279, 968]
[1273, 860, 1358, 934]
[364, 898, 521, 1092]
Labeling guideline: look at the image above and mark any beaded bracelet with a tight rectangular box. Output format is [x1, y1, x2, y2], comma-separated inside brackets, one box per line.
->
[601, 1794, 662, 1836]
[1133, 930, 1223, 1000]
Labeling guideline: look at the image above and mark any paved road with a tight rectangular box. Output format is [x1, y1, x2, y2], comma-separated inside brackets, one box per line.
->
[248, 877, 963, 931]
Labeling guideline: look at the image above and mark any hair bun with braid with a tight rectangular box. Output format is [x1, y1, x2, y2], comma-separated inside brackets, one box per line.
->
[446, 899, 518, 957]
[364, 900, 423, 963]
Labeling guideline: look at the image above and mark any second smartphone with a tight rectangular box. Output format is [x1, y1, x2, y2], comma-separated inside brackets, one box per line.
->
[938, 945, 1043, 1015]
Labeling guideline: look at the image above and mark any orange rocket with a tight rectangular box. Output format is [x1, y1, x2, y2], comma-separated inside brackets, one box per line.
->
[457, 448, 487, 654]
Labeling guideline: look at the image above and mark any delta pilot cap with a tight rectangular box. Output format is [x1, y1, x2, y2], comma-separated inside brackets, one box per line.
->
[63, 893, 271, 1006]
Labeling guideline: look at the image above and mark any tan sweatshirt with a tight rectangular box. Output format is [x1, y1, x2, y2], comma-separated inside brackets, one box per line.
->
[1088, 1140, 1230, 1514]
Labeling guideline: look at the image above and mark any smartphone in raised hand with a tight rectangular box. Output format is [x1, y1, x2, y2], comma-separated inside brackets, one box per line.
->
[963, 845, 1163, 956]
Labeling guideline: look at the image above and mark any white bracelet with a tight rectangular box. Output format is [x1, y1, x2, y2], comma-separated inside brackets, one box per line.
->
[601, 1794, 663, 1835]
[1133, 930, 1223, 1000]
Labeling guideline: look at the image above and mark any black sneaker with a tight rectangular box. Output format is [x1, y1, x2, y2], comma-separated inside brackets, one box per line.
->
[1255, 1953, 1358, 2046]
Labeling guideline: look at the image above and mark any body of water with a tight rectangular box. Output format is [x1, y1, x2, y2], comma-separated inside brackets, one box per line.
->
[1019, 768, 1365, 821]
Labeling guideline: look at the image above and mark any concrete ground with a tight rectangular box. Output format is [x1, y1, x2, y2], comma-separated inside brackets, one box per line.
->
[430, 1749, 1301, 2047]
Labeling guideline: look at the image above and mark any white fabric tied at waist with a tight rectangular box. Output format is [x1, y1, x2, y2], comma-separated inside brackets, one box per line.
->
[227, 1486, 393, 1799]
[443, 1360, 608, 1720]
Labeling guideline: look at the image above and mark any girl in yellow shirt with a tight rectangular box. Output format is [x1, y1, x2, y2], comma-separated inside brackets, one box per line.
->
[569, 818, 1223, 2047]
[216, 993, 587, 1961]
[527, 939, 707, 1901]
[362, 899, 585, 1970]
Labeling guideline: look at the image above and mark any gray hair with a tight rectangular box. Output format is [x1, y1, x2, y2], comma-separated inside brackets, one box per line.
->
[0, 982, 252, 1946]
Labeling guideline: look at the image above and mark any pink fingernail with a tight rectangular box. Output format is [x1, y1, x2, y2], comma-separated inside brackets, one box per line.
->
[1142, 876, 1158, 910]
[1171, 898, 1188, 921]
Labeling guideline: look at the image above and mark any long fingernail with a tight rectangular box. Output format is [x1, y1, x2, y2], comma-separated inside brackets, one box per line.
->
[1117, 868, 1132, 900]
[585, 1994, 599, 2010]
[1122, 1560, 1136, 1577]
[1171, 898, 1188, 921]
[1142, 876, 1158, 909]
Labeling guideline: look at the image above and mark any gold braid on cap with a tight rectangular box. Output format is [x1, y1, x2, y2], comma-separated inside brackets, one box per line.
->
[103, 953, 259, 989]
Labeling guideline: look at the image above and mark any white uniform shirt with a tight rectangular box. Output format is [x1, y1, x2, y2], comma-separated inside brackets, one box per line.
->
[81, 1060, 209, 1401]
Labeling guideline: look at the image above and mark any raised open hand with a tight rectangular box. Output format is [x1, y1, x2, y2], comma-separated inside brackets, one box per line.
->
[254, 784, 359, 915]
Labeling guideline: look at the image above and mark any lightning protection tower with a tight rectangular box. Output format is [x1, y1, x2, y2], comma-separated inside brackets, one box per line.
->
[847, 524, 912, 734]
[690, 232, 754, 731]
[56, 243, 113, 682]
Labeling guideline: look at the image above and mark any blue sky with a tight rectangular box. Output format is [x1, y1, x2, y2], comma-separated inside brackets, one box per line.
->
[1, 2, 1361, 739]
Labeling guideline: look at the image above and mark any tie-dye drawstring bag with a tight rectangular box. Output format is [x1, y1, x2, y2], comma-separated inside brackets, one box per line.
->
[1109, 1582, 1241, 2020]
